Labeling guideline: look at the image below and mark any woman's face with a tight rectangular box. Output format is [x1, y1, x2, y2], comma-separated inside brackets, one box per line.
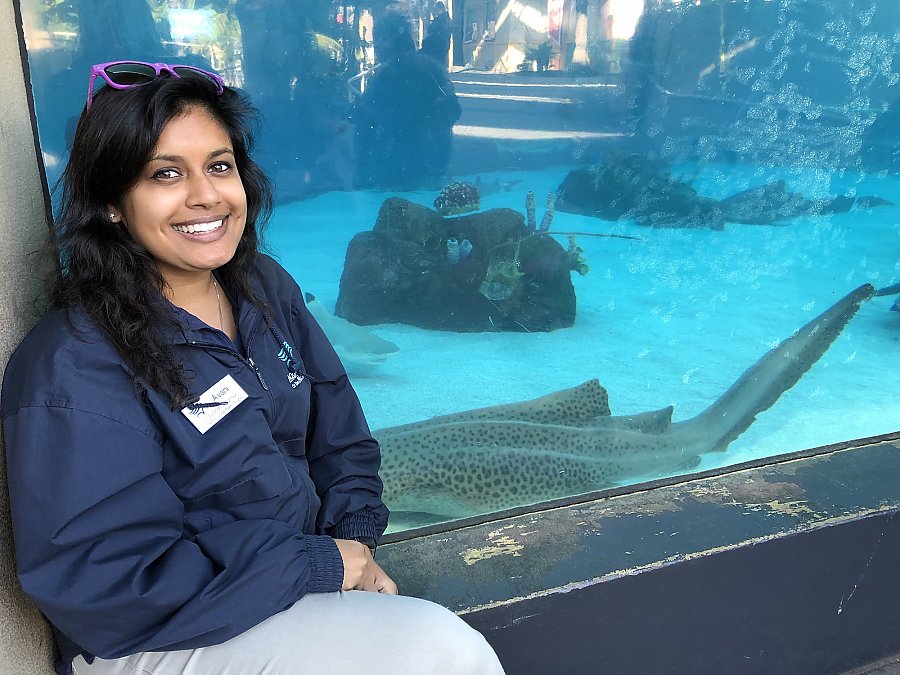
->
[118, 106, 247, 286]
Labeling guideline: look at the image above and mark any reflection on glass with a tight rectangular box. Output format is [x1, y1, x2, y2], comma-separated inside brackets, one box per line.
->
[19, 0, 900, 534]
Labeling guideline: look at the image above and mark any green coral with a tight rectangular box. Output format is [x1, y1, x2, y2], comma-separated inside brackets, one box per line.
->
[566, 234, 590, 276]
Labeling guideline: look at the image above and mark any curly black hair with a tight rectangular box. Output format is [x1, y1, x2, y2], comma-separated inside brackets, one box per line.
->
[53, 72, 273, 408]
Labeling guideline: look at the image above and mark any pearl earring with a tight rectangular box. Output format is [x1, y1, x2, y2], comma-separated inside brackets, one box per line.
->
[109, 212, 117, 222]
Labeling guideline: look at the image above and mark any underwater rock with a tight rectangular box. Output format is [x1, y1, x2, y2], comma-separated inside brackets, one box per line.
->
[556, 156, 893, 228]
[717, 181, 810, 224]
[717, 180, 867, 224]
[335, 197, 577, 332]
[556, 155, 725, 229]
[434, 181, 480, 216]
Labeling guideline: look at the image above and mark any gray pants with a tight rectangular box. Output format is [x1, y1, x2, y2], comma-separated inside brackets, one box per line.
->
[72, 591, 505, 675]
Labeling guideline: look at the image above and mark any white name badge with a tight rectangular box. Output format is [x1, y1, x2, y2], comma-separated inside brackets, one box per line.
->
[181, 374, 248, 434]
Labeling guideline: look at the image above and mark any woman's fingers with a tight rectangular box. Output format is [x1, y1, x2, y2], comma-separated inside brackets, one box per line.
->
[371, 560, 399, 594]
[335, 539, 399, 593]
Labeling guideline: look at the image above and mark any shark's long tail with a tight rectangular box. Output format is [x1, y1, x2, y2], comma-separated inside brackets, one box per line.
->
[875, 282, 900, 297]
[678, 283, 875, 453]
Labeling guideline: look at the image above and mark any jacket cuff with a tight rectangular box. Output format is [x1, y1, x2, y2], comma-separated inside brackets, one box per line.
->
[304, 535, 344, 593]
[330, 509, 378, 543]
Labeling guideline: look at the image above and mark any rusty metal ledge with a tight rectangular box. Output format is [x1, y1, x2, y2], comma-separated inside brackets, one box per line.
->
[379, 439, 900, 674]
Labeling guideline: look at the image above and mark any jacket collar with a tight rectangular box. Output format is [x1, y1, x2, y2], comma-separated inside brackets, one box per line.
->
[152, 270, 265, 351]
[64, 264, 269, 351]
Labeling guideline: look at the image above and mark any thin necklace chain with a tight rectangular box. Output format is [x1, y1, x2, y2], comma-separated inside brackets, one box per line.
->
[212, 278, 225, 332]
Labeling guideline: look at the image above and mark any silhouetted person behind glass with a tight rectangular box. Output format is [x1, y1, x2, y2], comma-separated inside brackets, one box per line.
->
[353, 10, 461, 189]
[420, 1, 451, 67]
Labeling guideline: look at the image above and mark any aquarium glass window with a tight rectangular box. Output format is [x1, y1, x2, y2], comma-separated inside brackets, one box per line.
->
[17, 0, 900, 534]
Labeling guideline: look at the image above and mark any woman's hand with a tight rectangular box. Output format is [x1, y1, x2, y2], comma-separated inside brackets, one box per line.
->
[334, 539, 398, 594]
[369, 557, 398, 594]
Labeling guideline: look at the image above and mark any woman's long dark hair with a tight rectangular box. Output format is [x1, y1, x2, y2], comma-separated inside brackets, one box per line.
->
[54, 74, 273, 408]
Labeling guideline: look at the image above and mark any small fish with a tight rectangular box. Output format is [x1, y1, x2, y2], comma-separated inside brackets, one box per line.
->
[474, 175, 522, 196]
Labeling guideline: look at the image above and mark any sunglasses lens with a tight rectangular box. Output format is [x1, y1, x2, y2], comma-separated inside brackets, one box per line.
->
[103, 62, 158, 86]
[171, 66, 220, 86]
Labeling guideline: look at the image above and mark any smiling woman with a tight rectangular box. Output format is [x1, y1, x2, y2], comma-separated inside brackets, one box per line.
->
[52, 67, 268, 406]
[115, 108, 248, 337]
[0, 63, 505, 675]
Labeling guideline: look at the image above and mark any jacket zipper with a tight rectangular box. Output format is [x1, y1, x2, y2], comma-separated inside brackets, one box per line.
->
[243, 317, 277, 396]
[184, 339, 277, 418]
[246, 356, 268, 390]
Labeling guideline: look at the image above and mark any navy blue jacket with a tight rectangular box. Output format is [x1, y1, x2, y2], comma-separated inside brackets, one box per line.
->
[1, 254, 388, 668]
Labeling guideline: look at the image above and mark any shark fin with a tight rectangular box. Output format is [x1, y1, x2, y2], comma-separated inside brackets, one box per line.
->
[379, 379, 611, 436]
[596, 406, 674, 433]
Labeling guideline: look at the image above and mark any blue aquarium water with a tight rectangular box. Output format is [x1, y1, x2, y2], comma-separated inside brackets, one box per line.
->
[17, 0, 900, 532]
[268, 162, 899, 530]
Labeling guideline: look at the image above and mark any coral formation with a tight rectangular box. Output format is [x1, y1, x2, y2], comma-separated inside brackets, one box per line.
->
[434, 181, 481, 216]
[336, 188, 638, 331]
[446, 237, 473, 265]
[446, 237, 460, 265]
[525, 191, 536, 231]
[566, 234, 589, 276]
[525, 190, 556, 232]
[336, 197, 577, 332]
[539, 192, 555, 231]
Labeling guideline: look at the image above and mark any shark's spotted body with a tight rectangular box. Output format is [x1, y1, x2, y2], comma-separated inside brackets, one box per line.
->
[375, 284, 875, 520]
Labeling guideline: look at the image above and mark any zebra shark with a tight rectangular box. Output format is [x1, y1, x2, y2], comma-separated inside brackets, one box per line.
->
[375, 283, 875, 521]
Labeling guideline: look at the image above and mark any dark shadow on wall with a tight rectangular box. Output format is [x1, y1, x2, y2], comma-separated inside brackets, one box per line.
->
[32, 0, 364, 204]
[233, 0, 357, 202]
[31, 0, 177, 191]
[351, 10, 461, 191]
[860, 89, 900, 173]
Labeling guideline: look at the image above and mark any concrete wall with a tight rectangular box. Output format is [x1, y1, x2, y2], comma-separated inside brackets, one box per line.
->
[0, 3, 56, 674]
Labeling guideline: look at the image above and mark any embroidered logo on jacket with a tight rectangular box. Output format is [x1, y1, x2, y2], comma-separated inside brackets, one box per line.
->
[277, 340, 305, 388]
[277, 340, 294, 363]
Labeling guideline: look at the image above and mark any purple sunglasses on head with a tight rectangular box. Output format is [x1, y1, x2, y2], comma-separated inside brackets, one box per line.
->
[86, 61, 225, 109]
